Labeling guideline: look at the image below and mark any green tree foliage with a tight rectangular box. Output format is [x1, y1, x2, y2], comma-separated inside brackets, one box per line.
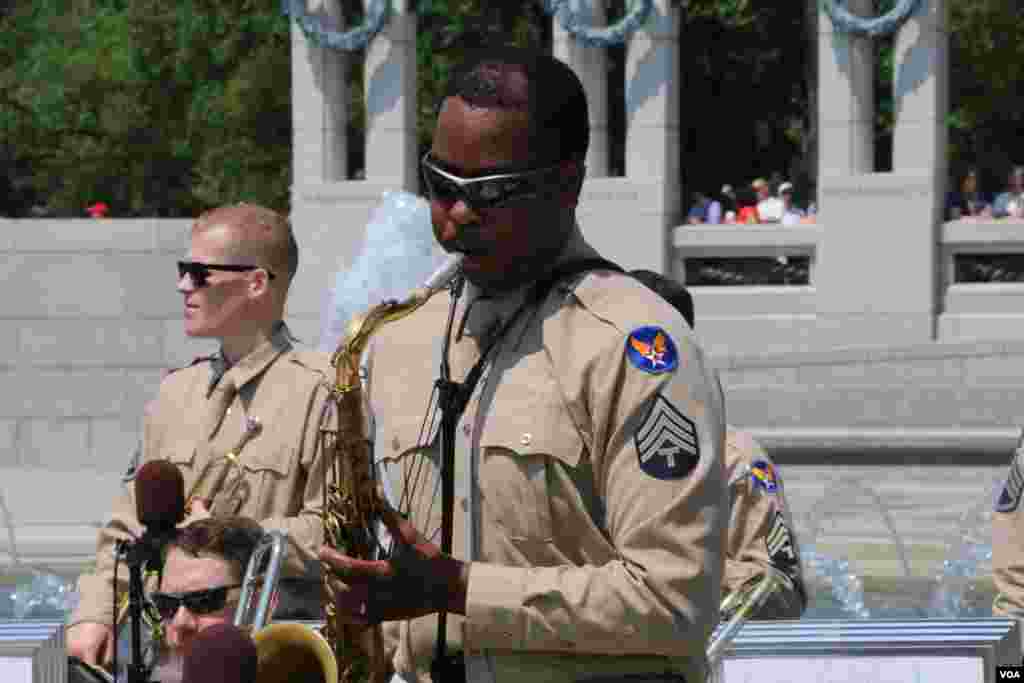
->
[0, 0, 291, 216]
[3, 0, 1024, 216]
[946, 0, 1024, 190]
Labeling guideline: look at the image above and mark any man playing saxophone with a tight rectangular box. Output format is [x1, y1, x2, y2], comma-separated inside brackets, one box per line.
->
[67, 203, 334, 671]
[319, 49, 728, 683]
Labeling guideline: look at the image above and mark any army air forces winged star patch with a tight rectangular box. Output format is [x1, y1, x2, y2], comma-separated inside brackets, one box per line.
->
[626, 326, 679, 375]
[635, 393, 700, 480]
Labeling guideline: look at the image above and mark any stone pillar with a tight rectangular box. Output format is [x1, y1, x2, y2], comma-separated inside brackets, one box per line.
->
[290, 0, 348, 183]
[597, 0, 679, 274]
[363, 0, 418, 190]
[815, 0, 946, 347]
[552, 0, 609, 177]
[891, 0, 948, 179]
[625, 0, 679, 183]
[817, 0, 874, 177]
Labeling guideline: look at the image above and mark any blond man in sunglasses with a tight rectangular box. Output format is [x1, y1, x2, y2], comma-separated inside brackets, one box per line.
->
[67, 204, 334, 671]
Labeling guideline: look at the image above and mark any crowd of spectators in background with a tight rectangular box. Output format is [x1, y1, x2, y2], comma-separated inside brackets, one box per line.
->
[686, 176, 816, 226]
[945, 166, 1024, 221]
[687, 165, 1024, 225]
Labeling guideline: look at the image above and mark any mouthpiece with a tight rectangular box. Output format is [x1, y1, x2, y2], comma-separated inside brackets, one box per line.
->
[423, 253, 464, 293]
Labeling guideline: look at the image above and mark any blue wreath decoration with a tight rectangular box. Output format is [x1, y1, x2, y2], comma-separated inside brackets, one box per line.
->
[281, 0, 389, 52]
[821, 0, 922, 38]
[541, 0, 654, 48]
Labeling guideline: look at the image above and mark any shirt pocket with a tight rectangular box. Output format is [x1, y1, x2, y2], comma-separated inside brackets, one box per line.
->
[375, 412, 445, 545]
[477, 387, 584, 551]
[227, 443, 296, 515]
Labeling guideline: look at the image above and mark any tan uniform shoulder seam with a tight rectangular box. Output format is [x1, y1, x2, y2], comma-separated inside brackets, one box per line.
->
[567, 270, 691, 340]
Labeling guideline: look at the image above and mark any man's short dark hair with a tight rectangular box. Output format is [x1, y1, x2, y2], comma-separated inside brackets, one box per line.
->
[631, 269, 695, 329]
[167, 516, 266, 581]
[443, 48, 589, 167]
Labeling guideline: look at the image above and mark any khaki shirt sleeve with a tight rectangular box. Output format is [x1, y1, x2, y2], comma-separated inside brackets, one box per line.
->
[463, 326, 727, 658]
[993, 441, 1024, 617]
[722, 430, 806, 620]
[70, 404, 157, 627]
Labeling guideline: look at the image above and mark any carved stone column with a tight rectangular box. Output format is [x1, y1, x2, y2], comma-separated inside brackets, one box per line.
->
[362, 0, 418, 190]
[291, 0, 348, 183]
[552, 0, 610, 177]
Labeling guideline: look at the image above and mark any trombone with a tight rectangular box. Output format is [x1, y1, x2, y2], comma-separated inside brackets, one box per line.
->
[236, 529, 339, 683]
[706, 565, 794, 667]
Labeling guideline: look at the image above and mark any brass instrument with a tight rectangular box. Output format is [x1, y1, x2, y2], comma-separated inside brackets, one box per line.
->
[319, 253, 464, 683]
[185, 415, 263, 515]
[706, 566, 793, 667]
[237, 529, 339, 683]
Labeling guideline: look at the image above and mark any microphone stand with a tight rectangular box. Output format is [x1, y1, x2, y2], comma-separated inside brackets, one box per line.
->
[431, 274, 465, 683]
[116, 525, 173, 683]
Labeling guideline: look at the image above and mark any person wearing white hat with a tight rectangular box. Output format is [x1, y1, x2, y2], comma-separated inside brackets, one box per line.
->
[778, 182, 806, 226]
[753, 178, 783, 223]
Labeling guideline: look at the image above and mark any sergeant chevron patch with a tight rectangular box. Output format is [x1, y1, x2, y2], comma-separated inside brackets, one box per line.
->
[767, 511, 797, 568]
[996, 448, 1024, 513]
[634, 394, 699, 480]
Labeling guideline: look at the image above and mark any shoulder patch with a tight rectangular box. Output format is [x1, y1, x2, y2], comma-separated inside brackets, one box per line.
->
[750, 459, 779, 493]
[635, 393, 699, 479]
[996, 451, 1024, 513]
[625, 326, 678, 375]
[766, 511, 797, 568]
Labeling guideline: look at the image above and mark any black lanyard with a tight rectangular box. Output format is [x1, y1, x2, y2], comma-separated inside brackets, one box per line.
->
[431, 257, 622, 681]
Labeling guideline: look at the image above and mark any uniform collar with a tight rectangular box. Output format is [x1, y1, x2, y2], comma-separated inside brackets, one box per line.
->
[207, 321, 293, 395]
[457, 223, 597, 341]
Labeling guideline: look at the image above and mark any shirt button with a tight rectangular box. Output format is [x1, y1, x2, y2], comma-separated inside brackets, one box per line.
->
[520, 433, 532, 446]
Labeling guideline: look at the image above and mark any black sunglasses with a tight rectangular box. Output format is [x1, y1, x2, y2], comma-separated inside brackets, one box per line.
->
[150, 584, 242, 620]
[420, 153, 563, 211]
[177, 260, 276, 289]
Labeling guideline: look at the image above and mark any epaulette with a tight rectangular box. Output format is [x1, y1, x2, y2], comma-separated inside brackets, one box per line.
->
[162, 355, 214, 379]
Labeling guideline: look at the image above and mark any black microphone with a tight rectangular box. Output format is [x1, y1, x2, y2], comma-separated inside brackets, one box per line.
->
[119, 460, 187, 683]
[135, 460, 186, 534]
[182, 624, 258, 683]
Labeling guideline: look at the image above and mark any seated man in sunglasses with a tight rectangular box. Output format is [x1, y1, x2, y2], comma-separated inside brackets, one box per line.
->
[148, 516, 269, 683]
[67, 203, 334, 671]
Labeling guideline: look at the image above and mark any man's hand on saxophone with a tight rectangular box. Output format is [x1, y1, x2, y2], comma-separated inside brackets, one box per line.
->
[318, 506, 468, 626]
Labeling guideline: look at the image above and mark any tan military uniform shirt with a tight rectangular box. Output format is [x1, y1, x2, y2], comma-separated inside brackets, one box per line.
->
[992, 435, 1024, 617]
[370, 229, 728, 683]
[71, 323, 334, 627]
[722, 427, 805, 620]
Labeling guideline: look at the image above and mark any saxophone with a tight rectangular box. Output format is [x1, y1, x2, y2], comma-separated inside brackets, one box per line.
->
[319, 253, 463, 683]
